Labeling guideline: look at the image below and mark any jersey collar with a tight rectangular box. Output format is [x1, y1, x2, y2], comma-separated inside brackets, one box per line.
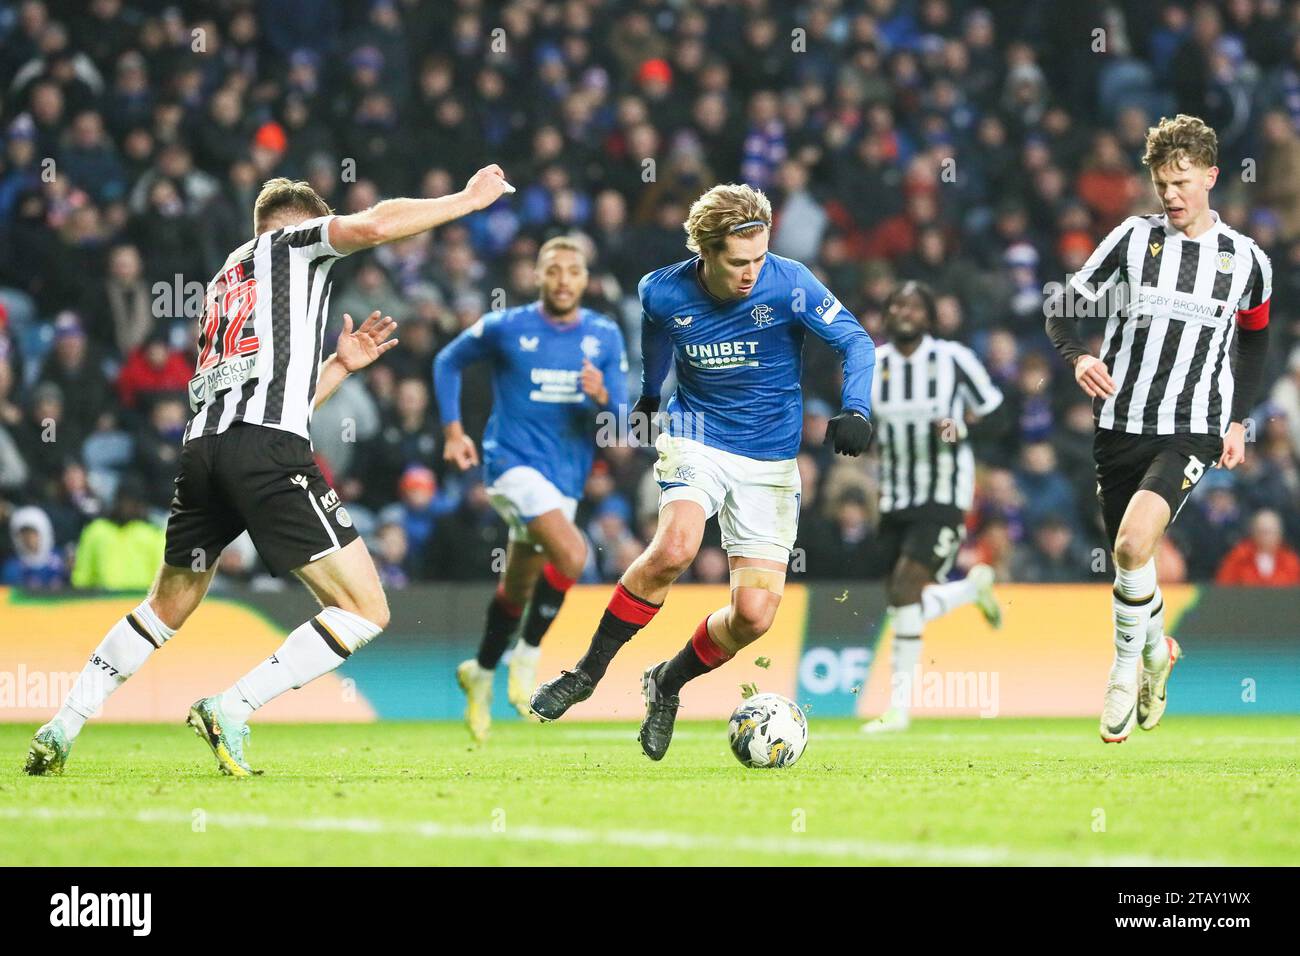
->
[536, 301, 583, 331]
[893, 333, 935, 359]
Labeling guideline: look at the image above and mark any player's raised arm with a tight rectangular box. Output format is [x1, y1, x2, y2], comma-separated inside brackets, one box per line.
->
[795, 265, 876, 456]
[328, 165, 513, 255]
[433, 313, 500, 470]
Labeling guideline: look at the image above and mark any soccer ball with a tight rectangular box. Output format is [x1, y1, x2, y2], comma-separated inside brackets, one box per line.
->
[727, 693, 808, 769]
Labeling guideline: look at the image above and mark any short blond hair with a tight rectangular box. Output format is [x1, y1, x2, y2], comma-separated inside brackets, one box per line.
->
[253, 177, 331, 234]
[1143, 114, 1218, 171]
[683, 183, 772, 253]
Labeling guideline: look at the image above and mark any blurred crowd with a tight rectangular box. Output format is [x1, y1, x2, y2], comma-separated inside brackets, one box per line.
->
[0, 0, 1298, 592]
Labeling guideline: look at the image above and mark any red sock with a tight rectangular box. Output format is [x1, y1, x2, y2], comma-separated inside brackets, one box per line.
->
[520, 563, 576, 648]
[606, 582, 659, 628]
[690, 615, 732, 668]
[541, 563, 575, 592]
[494, 584, 524, 618]
[576, 583, 660, 682]
[658, 615, 731, 696]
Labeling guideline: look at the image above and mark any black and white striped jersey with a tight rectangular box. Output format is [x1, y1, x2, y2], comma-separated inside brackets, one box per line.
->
[1068, 211, 1272, 437]
[184, 215, 347, 443]
[872, 335, 1003, 513]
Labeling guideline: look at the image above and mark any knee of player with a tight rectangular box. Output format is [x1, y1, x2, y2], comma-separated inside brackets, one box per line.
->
[370, 596, 391, 632]
[885, 580, 917, 607]
[1112, 533, 1151, 570]
[348, 589, 390, 632]
[553, 539, 587, 582]
[886, 576, 926, 608]
[729, 594, 777, 642]
[886, 560, 930, 606]
[650, 537, 696, 578]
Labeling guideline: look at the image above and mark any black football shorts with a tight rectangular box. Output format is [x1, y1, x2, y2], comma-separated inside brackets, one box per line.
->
[877, 503, 967, 581]
[164, 423, 359, 576]
[1093, 428, 1223, 550]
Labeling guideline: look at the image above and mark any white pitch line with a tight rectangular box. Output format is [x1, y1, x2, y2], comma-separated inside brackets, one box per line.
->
[0, 806, 1223, 867]
[553, 729, 1300, 746]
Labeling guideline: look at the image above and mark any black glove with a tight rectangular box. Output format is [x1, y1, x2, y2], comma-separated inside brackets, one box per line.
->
[629, 395, 660, 446]
[823, 410, 873, 457]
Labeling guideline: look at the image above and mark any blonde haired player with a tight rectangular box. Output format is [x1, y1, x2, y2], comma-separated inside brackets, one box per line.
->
[530, 183, 877, 760]
[1046, 115, 1271, 742]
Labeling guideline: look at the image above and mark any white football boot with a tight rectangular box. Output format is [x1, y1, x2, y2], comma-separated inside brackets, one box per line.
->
[1138, 636, 1181, 731]
[507, 642, 541, 718]
[456, 659, 493, 742]
[1099, 679, 1137, 743]
[861, 708, 911, 734]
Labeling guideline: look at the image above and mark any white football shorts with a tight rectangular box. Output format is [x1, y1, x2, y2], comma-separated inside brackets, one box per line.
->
[486, 466, 578, 546]
[653, 433, 800, 563]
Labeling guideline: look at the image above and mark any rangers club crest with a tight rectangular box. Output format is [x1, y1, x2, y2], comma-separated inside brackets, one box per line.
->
[751, 304, 774, 328]
[581, 334, 602, 359]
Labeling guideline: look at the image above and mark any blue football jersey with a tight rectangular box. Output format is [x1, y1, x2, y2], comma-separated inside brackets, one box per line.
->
[434, 303, 629, 500]
[639, 253, 874, 460]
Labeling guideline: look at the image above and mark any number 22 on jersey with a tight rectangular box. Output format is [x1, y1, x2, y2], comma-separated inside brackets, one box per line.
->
[189, 262, 262, 411]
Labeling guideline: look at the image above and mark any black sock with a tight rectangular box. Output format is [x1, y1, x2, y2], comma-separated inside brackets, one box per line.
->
[476, 590, 523, 670]
[658, 639, 711, 697]
[520, 571, 568, 648]
[575, 584, 660, 683]
[575, 612, 635, 683]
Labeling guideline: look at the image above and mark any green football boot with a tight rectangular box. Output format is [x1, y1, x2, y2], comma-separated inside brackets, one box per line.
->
[24, 718, 73, 775]
[187, 696, 261, 777]
[968, 563, 1003, 629]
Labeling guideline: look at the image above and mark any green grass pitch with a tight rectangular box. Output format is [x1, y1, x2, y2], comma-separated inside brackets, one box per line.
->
[2, 716, 1297, 866]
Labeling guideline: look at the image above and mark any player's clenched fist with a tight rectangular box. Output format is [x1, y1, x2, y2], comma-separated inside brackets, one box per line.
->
[1073, 354, 1116, 399]
[443, 424, 479, 470]
[1219, 421, 1246, 470]
[464, 164, 512, 210]
[581, 358, 608, 405]
[628, 395, 659, 447]
[824, 410, 874, 457]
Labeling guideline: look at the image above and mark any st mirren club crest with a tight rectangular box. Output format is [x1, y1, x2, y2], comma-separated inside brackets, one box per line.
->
[751, 303, 774, 328]
[1216, 250, 1235, 274]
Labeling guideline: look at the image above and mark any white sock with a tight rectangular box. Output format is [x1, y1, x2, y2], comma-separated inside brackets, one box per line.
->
[1142, 586, 1169, 672]
[1110, 560, 1156, 686]
[921, 577, 980, 622]
[57, 601, 175, 737]
[510, 641, 541, 664]
[219, 607, 382, 722]
[889, 603, 924, 714]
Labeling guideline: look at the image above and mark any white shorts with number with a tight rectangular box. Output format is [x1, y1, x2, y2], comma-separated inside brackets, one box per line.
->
[653, 434, 800, 563]
[486, 466, 577, 547]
